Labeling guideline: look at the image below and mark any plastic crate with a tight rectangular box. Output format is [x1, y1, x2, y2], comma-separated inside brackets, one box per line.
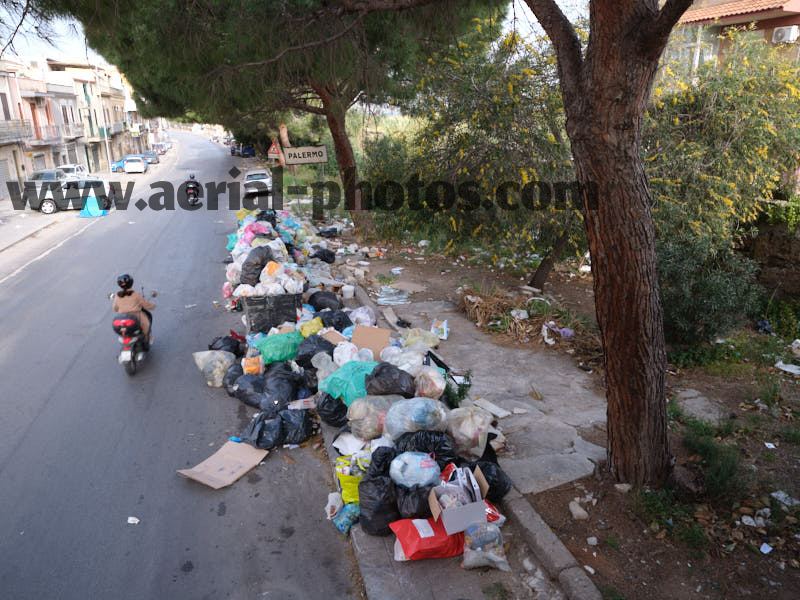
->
[241, 293, 302, 332]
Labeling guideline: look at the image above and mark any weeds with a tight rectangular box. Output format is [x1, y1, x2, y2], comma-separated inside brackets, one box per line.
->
[755, 373, 781, 407]
[683, 430, 748, 504]
[779, 425, 800, 444]
[600, 586, 626, 600]
[604, 535, 621, 550]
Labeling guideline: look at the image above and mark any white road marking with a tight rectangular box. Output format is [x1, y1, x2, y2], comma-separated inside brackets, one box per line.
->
[0, 218, 101, 286]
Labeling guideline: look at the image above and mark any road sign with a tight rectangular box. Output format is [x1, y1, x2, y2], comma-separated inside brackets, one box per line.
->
[284, 145, 328, 165]
[267, 140, 281, 159]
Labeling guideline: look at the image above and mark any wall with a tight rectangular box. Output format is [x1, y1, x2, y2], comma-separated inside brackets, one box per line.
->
[750, 222, 800, 298]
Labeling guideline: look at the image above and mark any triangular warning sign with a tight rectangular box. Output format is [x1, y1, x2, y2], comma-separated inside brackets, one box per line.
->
[267, 140, 281, 158]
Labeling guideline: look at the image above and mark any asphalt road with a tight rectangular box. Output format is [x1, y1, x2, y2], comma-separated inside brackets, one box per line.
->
[0, 133, 359, 600]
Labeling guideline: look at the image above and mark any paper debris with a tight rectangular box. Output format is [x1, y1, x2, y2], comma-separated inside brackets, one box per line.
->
[474, 398, 511, 418]
[127, 517, 140, 525]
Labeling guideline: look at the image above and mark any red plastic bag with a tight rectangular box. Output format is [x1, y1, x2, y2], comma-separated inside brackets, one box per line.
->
[484, 499, 506, 526]
[390, 517, 464, 561]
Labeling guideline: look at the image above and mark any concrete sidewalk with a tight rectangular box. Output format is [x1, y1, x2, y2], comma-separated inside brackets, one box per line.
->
[318, 285, 604, 600]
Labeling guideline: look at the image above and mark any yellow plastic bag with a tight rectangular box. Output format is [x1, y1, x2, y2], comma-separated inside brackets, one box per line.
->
[236, 208, 257, 221]
[300, 317, 324, 338]
[335, 456, 363, 504]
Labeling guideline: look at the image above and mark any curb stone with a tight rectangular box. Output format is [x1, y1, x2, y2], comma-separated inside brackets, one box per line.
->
[347, 281, 600, 599]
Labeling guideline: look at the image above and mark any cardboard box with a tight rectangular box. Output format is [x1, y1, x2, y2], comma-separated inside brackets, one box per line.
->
[177, 441, 268, 489]
[321, 329, 347, 345]
[428, 466, 489, 535]
[351, 324, 391, 359]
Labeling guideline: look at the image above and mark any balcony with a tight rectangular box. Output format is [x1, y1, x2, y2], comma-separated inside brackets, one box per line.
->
[110, 121, 125, 135]
[0, 120, 32, 144]
[62, 122, 85, 139]
[26, 123, 62, 145]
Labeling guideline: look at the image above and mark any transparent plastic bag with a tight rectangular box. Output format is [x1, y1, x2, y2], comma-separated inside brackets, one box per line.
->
[462, 522, 511, 571]
[414, 366, 446, 399]
[311, 352, 337, 381]
[385, 397, 448, 439]
[347, 395, 401, 440]
[402, 328, 440, 351]
[447, 406, 493, 458]
[389, 452, 441, 488]
[193, 350, 236, 387]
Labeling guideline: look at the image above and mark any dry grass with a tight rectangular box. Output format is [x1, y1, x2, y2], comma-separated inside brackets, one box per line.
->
[458, 287, 604, 370]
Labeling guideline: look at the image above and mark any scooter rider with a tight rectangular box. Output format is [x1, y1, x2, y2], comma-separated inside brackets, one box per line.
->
[112, 274, 155, 346]
[184, 174, 201, 204]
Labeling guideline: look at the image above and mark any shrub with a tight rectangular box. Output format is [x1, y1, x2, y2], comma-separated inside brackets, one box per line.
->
[658, 231, 762, 345]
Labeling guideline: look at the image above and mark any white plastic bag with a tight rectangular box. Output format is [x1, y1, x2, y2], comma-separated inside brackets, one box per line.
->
[447, 406, 493, 458]
[232, 284, 257, 297]
[350, 306, 377, 326]
[225, 262, 241, 285]
[334, 341, 359, 367]
[415, 366, 446, 399]
[267, 238, 289, 263]
[192, 350, 236, 387]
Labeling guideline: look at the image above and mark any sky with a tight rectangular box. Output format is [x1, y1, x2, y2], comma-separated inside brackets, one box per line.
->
[1, 13, 106, 65]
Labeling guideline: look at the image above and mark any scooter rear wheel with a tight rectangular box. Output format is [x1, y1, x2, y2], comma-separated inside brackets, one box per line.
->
[124, 355, 137, 376]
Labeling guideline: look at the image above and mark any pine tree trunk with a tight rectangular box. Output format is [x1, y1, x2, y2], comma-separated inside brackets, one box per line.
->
[528, 226, 571, 289]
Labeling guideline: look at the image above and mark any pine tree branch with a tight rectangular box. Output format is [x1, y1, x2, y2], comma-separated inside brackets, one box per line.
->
[524, 0, 583, 96]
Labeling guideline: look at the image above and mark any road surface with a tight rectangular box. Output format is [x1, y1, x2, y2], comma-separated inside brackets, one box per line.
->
[0, 133, 360, 600]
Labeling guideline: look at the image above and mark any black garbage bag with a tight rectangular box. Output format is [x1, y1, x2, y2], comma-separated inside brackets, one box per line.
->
[260, 362, 300, 416]
[395, 431, 458, 470]
[233, 374, 266, 408]
[240, 246, 274, 286]
[208, 335, 244, 357]
[310, 248, 336, 264]
[359, 476, 401, 536]
[365, 362, 416, 398]
[466, 460, 513, 503]
[223, 364, 244, 397]
[297, 386, 313, 400]
[302, 368, 318, 393]
[241, 411, 284, 450]
[367, 447, 398, 478]
[315, 392, 348, 427]
[279, 409, 314, 445]
[319, 310, 352, 332]
[396, 484, 434, 519]
[255, 209, 277, 228]
[308, 291, 341, 312]
[318, 226, 338, 238]
[295, 335, 336, 369]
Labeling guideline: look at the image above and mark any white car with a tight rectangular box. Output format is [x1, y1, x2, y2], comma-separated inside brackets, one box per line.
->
[57, 163, 91, 179]
[124, 156, 148, 174]
[243, 169, 272, 196]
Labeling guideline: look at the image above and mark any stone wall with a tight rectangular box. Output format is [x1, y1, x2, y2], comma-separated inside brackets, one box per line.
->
[750, 222, 800, 298]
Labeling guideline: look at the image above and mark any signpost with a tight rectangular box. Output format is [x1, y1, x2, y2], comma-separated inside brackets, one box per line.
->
[267, 140, 281, 160]
[284, 145, 328, 165]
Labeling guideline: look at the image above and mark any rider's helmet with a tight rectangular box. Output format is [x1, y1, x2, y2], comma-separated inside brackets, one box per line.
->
[189, 174, 196, 180]
[117, 273, 134, 290]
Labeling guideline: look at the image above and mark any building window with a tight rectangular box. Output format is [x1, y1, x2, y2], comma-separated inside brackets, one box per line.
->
[0, 93, 10, 120]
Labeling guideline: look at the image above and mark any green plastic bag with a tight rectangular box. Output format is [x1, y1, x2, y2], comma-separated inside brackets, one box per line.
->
[255, 331, 303, 364]
[226, 233, 238, 251]
[318, 361, 378, 407]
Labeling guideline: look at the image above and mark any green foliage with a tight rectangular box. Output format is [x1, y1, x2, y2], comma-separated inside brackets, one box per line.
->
[364, 24, 583, 273]
[657, 230, 762, 345]
[764, 298, 800, 340]
[779, 425, 800, 445]
[442, 371, 472, 409]
[683, 430, 748, 504]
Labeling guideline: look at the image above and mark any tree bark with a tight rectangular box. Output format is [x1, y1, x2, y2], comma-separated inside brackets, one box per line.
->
[523, 0, 693, 486]
[313, 83, 359, 211]
[528, 225, 571, 289]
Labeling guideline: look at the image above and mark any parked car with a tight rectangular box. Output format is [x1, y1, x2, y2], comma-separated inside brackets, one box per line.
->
[243, 169, 272, 197]
[152, 143, 167, 155]
[141, 150, 159, 164]
[123, 156, 148, 174]
[111, 155, 134, 172]
[30, 178, 113, 214]
[241, 144, 256, 158]
[57, 163, 91, 179]
[23, 169, 69, 204]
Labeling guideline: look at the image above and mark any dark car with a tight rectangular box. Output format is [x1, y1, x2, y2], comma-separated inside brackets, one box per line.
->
[241, 145, 256, 157]
[141, 150, 159, 164]
[29, 178, 113, 214]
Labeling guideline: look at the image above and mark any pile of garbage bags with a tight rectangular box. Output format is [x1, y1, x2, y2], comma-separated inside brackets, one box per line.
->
[194, 207, 513, 571]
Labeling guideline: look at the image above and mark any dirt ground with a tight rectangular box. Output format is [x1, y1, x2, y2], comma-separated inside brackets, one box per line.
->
[351, 241, 800, 600]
